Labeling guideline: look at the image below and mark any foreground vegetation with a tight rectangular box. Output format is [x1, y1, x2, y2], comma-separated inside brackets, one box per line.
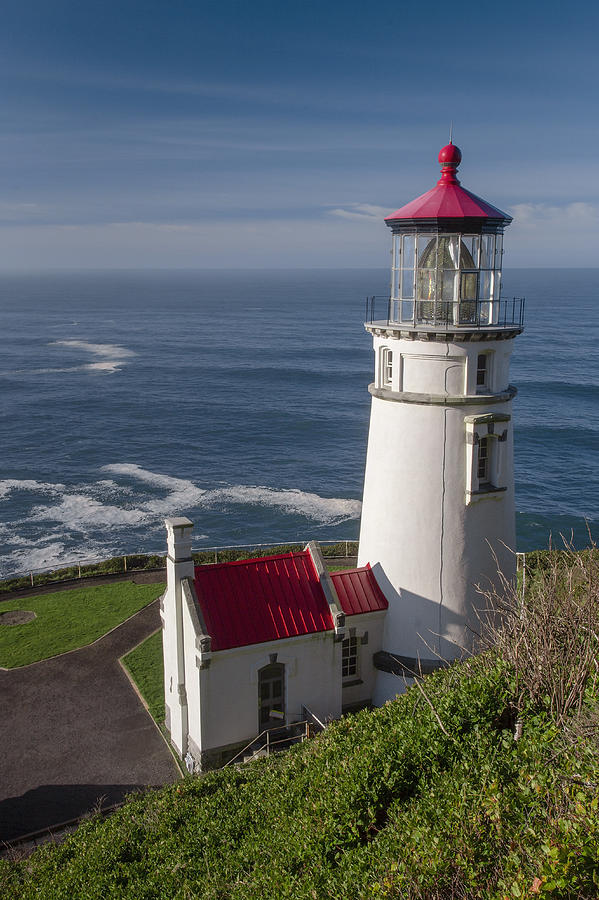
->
[2, 655, 597, 898]
[0, 582, 164, 667]
[1, 548, 597, 897]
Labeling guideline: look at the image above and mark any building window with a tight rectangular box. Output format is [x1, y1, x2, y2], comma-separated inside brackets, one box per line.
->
[342, 636, 359, 679]
[381, 347, 393, 388]
[464, 413, 510, 504]
[476, 353, 489, 391]
[477, 436, 489, 483]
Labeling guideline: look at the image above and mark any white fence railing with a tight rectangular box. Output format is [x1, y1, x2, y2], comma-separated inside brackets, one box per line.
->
[2, 538, 360, 589]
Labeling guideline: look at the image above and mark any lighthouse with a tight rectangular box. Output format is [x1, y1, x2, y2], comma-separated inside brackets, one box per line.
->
[358, 143, 524, 704]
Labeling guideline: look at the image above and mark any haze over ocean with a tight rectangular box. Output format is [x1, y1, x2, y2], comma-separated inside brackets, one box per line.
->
[1, 267, 597, 578]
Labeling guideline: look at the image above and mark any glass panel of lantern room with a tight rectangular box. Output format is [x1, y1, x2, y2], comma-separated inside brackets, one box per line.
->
[494, 234, 503, 269]
[401, 299, 414, 322]
[391, 267, 400, 300]
[490, 269, 502, 325]
[480, 269, 493, 300]
[442, 270, 457, 301]
[392, 234, 401, 270]
[460, 235, 479, 268]
[459, 272, 478, 324]
[417, 269, 436, 301]
[402, 234, 415, 269]
[479, 270, 493, 324]
[438, 235, 459, 269]
[401, 269, 415, 299]
[480, 234, 495, 269]
[417, 234, 437, 267]
[493, 269, 502, 301]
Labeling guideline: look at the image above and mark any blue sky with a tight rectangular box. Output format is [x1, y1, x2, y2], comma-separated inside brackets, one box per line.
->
[0, 0, 597, 268]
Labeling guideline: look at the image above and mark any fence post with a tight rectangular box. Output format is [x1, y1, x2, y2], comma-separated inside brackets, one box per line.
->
[123, 556, 127, 573]
[30, 573, 34, 587]
[345, 540, 349, 558]
[266, 730, 270, 757]
[214, 551, 218, 564]
[78, 565, 81, 579]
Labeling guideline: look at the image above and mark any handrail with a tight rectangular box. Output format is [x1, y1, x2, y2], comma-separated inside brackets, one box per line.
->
[301, 705, 326, 731]
[224, 726, 273, 767]
[224, 721, 312, 768]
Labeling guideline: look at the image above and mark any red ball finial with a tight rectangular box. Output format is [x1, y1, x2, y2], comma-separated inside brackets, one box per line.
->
[437, 142, 461, 184]
[438, 143, 462, 166]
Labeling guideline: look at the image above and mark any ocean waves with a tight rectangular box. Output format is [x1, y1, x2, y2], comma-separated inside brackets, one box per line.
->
[0, 464, 362, 577]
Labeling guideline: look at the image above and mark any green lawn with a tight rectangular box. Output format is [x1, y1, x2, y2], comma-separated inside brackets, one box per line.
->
[0, 581, 165, 668]
[122, 629, 165, 723]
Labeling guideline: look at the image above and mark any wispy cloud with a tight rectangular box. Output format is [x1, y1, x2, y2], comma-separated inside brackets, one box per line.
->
[326, 203, 390, 221]
[511, 202, 599, 227]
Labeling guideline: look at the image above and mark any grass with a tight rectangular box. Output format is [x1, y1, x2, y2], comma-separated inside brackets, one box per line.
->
[122, 630, 165, 723]
[0, 581, 165, 668]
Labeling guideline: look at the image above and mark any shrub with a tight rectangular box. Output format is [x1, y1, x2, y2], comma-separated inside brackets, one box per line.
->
[480, 545, 599, 725]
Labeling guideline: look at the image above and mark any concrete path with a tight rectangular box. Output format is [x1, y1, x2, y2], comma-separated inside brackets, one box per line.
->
[0, 600, 180, 843]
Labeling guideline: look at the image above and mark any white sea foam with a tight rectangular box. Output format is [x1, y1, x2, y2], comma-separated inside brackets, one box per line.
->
[0, 338, 136, 376]
[28, 494, 146, 529]
[1, 463, 360, 577]
[1, 540, 114, 579]
[2, 542, 68, 576]
[208, 485, 361, 524]
[52, 340, 135, 360]
[101, 463, 199, 493]
[0, 479, 64, 500]
[101, 464, 359, 524]
[48, 340, 136, 374]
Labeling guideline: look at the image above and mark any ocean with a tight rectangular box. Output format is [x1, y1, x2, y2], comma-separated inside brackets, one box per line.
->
[0, 268, 597, 578]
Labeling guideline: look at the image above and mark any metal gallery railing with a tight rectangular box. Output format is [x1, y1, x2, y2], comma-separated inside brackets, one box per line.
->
[366, 295, 525, 330]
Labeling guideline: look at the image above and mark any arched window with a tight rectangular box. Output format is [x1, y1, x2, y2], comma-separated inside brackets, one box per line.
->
[258, 663, 285, 729]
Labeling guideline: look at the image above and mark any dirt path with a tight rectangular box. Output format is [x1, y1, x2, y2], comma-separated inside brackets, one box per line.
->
[0, 599, 179, 843]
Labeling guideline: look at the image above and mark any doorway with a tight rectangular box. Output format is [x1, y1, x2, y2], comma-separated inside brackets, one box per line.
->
[258, 663, 285, 730]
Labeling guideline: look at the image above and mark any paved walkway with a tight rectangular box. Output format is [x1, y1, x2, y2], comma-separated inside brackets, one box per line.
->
[0, 600, 180, 843]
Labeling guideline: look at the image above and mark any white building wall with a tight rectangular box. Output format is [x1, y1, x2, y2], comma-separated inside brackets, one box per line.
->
[197, 631, 343, 755]
[359, 334, 516, 703]
[340, 610, 386, 710]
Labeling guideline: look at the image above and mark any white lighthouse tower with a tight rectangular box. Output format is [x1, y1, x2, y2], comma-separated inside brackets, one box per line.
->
[358, 142, 524, 703]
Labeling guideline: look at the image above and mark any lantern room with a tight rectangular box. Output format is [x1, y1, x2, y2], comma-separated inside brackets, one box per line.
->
[384, 143, 519, 329]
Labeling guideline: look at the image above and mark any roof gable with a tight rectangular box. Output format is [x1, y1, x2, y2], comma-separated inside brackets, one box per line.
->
[331, 565, 389, 615]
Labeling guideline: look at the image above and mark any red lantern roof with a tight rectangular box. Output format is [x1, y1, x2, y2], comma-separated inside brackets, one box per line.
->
[385, 143, 512, 224]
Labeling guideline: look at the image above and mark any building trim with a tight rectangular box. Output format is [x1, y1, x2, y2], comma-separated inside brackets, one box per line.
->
[369, 383, 517, 407]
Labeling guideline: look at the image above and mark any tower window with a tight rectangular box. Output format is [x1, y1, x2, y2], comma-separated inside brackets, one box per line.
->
[477, 436, 489, 483]
[381, 348, 393, 387]
[342, 636, 359, 679]
[464, 412, 510, 503]
[476, 353, 488, 390]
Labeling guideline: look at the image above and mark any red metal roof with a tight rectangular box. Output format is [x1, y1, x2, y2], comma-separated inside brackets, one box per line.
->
[385, 143, 511, 224]
[194, 551, 333, 651]
[331, 565, 389, 616]
[193, 554, 388, 651]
